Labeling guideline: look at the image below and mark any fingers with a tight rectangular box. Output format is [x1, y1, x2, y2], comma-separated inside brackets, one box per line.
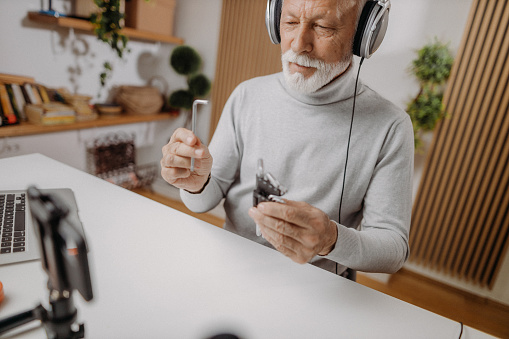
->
[160, 157, 211, 179]
[261, 229, 304, 263]
[161, 144, 203, 170]
[251, 204, 304, 238]
[255, 201, 311, 229]
[168, 128, 205, 156]
[163, 129, 206, 163]
[160, 128, 213, 191]
[168, 128, 209, 158]
[249, 203, 310, 263]
[248, 201, 334, 264]
[262, 227, 313, 264]
[169, 127, 200, 146]
[160, 163, 190, 183]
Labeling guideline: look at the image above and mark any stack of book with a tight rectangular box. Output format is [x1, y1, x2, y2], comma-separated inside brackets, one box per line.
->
[0, 73, 77, 126]
[25, 102, 76, 125]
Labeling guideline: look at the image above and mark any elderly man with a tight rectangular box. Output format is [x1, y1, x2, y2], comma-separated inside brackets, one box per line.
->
[161, 0, 413, 279]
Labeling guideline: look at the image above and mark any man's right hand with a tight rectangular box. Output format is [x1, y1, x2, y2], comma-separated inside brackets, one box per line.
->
[160, 128, 213, 193]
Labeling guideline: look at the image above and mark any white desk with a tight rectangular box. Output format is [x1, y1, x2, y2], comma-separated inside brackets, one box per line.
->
[0, 154, 493, 338]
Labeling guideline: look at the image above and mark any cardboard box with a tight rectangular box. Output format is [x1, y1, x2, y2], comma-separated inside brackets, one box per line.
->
[125, 0, 176, 36]
[74, 0, 126, 19]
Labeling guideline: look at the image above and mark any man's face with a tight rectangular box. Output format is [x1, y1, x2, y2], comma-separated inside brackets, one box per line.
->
[280, 0, 359, 92]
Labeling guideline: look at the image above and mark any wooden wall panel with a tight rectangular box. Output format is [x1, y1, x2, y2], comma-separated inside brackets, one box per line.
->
[409, 0, 509, 289]
[209, 0, 282, 142]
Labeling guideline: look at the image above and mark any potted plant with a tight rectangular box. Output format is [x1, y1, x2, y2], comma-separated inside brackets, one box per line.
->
[89, 0, 130, 90]
[407, 39, 454, 149]
[168, 45, 211, 126]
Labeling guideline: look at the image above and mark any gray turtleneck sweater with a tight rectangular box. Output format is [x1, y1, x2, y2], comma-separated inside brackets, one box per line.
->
[180, 65, 414, 275]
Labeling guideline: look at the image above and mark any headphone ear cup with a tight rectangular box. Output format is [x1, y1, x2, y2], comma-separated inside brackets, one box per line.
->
[353, 1, 390, 58]
[266, 0, 283, 44]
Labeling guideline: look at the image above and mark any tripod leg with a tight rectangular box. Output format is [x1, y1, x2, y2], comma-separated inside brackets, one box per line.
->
[44, 295, 84, 339]
[0, 304, 45, 336]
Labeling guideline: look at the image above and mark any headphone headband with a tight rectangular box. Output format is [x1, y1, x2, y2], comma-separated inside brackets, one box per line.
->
[353, 0, 390, 58]
[266, 0, 283, 44]
[265, 0, 391, 59]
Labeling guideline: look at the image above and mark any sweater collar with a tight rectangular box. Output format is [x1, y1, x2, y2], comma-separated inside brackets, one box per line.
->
[278, 61, 362, 106]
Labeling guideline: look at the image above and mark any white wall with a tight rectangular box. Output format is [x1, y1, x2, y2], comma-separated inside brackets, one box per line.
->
[360, 0, 472, 110]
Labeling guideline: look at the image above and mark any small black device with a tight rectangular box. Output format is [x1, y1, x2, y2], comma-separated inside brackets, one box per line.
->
[0, 186, 93, 339]
[265, 0, 391, 59]
[253, 159, 287, 236]
[253, 159, 287, 207]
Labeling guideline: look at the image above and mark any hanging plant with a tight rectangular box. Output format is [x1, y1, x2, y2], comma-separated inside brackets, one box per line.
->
[407, 39, 454, 149]
[168, 45, 211, 111]
[90, 0, 130, 91]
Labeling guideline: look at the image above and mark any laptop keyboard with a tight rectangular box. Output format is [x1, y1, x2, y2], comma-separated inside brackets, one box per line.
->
[0, 193, 26, 254]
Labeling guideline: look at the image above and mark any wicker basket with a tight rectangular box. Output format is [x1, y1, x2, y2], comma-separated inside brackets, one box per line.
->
[115, 85, 164, 115]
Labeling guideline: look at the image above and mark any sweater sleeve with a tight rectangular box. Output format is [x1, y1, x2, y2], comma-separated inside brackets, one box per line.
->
[324, 115, 414, 273]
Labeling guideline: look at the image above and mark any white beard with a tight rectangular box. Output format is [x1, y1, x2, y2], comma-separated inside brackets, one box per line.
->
[282, 50, 350, 94]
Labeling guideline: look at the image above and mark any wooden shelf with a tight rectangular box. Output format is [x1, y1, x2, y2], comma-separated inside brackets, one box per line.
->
[0, 112, 177, 138]
[27, 12, 184, 45]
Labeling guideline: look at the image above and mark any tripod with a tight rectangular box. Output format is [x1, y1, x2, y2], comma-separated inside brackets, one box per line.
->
[0, 187, 92, 338]
[0, 293, 84, 338]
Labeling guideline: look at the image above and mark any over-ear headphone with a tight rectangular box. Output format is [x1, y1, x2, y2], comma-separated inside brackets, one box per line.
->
[265, 0, 391, 59]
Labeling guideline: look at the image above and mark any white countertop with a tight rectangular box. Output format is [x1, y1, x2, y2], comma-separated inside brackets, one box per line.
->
[0, 154, 493, 338]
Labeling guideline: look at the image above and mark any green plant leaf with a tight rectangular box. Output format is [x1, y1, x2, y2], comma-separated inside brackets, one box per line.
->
[407, 86, 445, 131]
[407, 38, 454, 149]
[169, 90, 195, 110]
[90, 0, 129, 88]
[170, 46, 202, 75]
[188, 74, 212, 97]
[411, 39, 454, 85]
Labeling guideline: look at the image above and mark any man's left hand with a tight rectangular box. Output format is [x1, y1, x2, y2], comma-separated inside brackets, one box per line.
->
[248, 200, 338, 264]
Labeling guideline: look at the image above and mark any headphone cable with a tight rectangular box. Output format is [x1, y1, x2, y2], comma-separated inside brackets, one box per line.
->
[335, 57, 364, 276]
[338, 57, 365, 225]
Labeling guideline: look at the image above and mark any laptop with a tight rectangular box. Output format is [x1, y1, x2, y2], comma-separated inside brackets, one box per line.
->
[0, 188, 85, 266]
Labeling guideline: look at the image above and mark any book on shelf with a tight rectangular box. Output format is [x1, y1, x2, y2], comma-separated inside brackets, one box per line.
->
[9, 83, 27, 121]
[0, 83, 18, 125]
[20, 83, 33, 104]
[23, 83, 42, 105]
[36, 84, 51, 103]
[25, 102, 76, 125]
[31, 84, 43, 104]
[0, 74, 73, 127]
[5, 84, 23, 121]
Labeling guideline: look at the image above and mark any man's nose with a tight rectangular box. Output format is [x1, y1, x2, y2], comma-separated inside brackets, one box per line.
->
[291, 25, 313, 54]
